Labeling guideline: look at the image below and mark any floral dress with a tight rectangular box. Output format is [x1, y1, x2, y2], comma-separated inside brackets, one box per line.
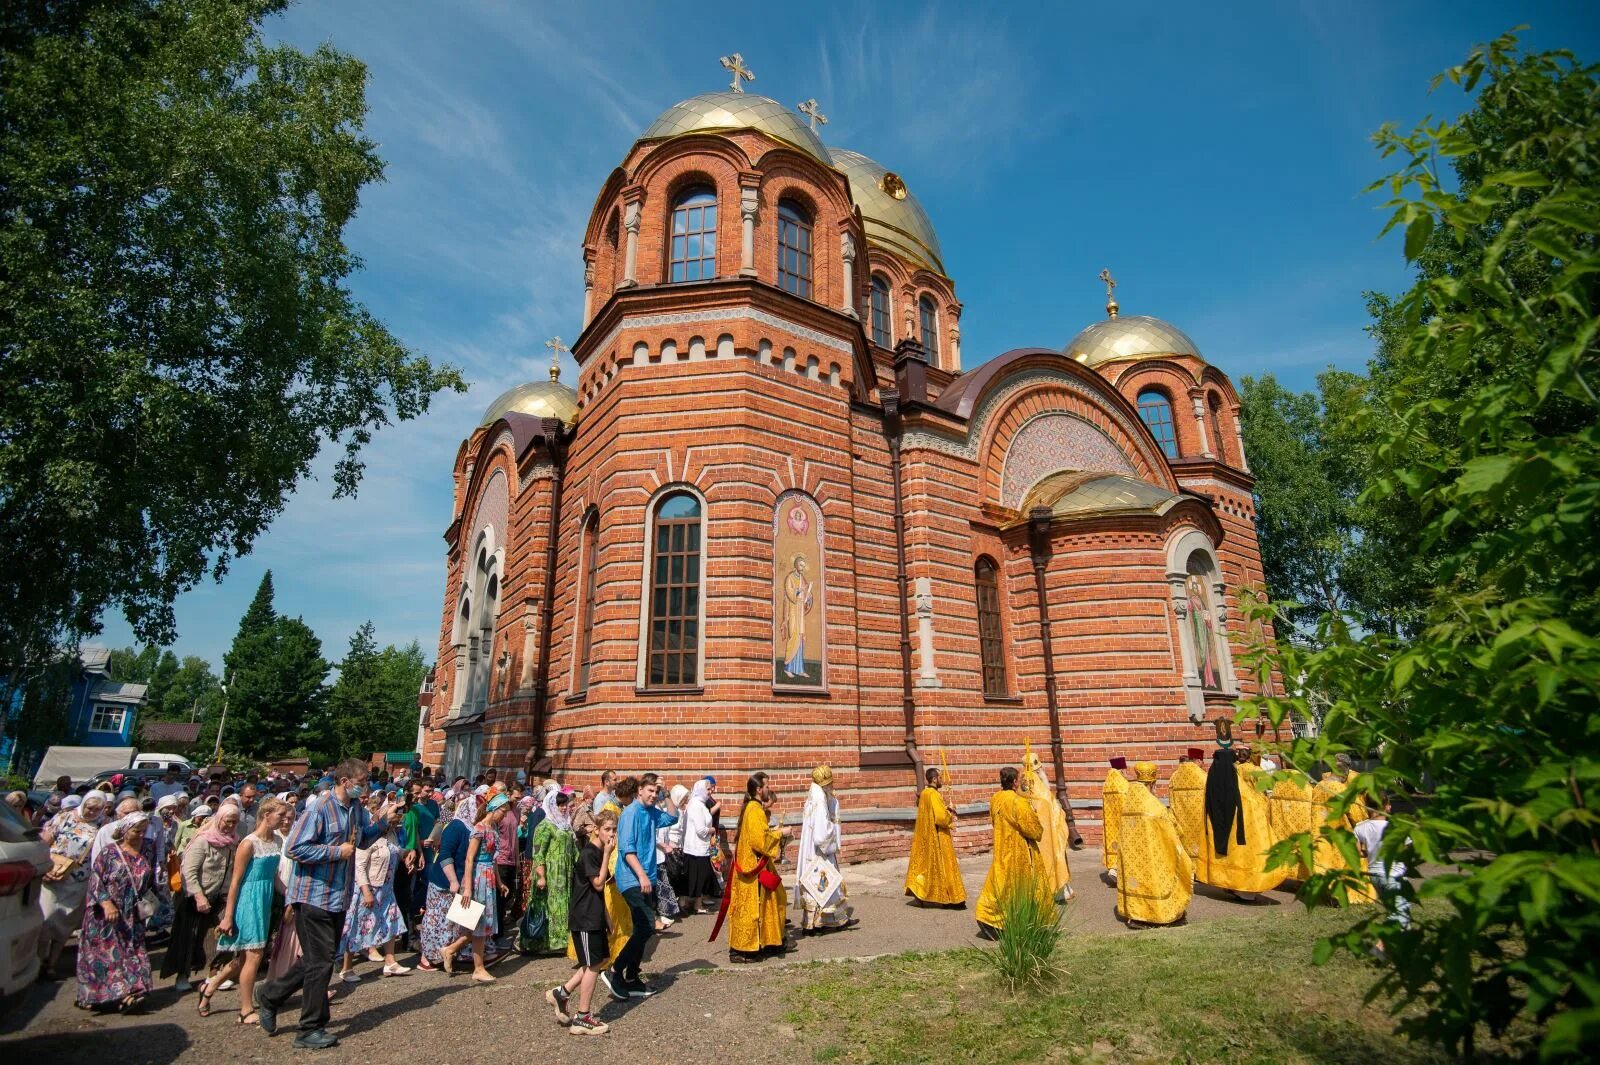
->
[77, 844, 153, 1007]
[40, 814, 98, 944]
[523, 818, 575, 952]
[461, 824, 499, 937]
[340, 836, 407, 954]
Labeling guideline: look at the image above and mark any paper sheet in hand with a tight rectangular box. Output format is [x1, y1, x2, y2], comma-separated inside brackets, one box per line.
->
[446, 895, 485, 931]
[800, 856, 843, 909]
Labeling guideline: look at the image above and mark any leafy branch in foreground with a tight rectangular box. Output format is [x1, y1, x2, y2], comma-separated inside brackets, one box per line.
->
[1239, 30, 1600, 1061]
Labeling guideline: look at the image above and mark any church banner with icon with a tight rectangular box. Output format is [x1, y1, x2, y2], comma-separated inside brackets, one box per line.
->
[773, 491, 826, 689]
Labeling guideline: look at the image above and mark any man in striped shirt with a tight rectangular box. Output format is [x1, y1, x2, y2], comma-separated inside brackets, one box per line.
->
[254, 758, 393, 1049]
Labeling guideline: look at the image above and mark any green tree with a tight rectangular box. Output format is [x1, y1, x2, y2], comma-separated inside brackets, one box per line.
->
[221, 572, 327, 757]
[1243, 32, 1600, 1060]
[0, 0, 464, 707]
[325, 624, 426, 760]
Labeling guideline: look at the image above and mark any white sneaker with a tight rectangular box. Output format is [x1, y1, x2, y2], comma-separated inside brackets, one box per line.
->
[216, 979, 236, 991]
[339, 971, 362, 984]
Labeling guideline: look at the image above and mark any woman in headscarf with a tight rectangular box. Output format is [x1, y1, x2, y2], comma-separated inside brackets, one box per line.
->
[337, 793, 412, 981]
[416, 797, 466, 972]
[38, 793, 108, 978]
[165, 802, 238, 1004]
[76, 812, 155, 1012]
[172, 803, 211, 857]
[439, 793, 511, 982]
[523, 787, 576, 953]
[677, 779, 718, 916]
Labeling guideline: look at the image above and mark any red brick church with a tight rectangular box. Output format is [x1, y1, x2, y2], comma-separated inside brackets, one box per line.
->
[422, 59, 1273, 854]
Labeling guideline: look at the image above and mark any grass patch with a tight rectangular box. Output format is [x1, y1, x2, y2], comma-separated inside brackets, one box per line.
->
[782, 907, 1482, 1064]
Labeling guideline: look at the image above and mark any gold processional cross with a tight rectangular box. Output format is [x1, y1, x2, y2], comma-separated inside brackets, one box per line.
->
[1099, 268, 1119, 318]
[545, 336, 568, 381]
[797, 98, 828, 133]
[720, 53, 755, 93]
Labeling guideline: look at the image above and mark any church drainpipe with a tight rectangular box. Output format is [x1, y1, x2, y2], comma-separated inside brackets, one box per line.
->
[530, 417, 567, 764]
[1028, 505, 1084, 847]
[881, 387, 926, 783]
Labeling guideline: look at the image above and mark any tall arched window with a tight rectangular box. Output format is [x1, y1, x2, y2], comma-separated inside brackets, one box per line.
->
[1207, 393, 1228, 463]
[869, 274, 892, 347]
[669, 187, 717, 282]
[576, 510, 600, 691]
[777, 200, 812, 298]
[645, 491, 703, 688]
[918, 295, 940, 358]
[975, 556, 1007, 697]
[1137, 389, 1179, 459]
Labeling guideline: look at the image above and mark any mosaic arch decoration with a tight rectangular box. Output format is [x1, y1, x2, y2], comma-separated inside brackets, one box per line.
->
[772, 491, 826, 689]
[1000, 413, 1137, 509]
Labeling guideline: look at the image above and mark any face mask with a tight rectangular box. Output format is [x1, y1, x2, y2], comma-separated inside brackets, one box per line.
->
[348, 785, 366, 798]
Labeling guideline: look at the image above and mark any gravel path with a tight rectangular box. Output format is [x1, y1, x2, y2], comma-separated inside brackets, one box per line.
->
[0, 849, 1306, 1064]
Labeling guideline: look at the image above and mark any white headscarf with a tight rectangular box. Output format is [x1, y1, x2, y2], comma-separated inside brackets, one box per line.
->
[542, 782, 571, 830]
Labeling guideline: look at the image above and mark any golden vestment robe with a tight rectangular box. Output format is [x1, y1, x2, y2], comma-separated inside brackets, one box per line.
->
[1311, 775, 1375, 903]
[975, 789, 1052, 930]
[1169, 762, 1207, 862]
[1102, 770, 1129, 871]
[1196, 763, 1288, 894]
[1267, 771, 1317, 880]
[1021, 760, 1072, 898]
[727, 800, 786, 953]
[905, 786, 965, 905]
[1115, 781, 1193, 925]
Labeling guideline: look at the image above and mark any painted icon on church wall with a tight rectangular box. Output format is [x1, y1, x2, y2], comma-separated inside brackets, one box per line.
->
[773, 491, 825, 688]
[1186, 571, 1223, 691]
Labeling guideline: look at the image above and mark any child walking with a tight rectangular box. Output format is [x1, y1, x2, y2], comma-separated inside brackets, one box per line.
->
[546, 809, 617, 1035]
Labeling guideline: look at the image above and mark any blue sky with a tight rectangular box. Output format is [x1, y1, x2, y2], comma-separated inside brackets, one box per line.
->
[98, 0, 1600, 671]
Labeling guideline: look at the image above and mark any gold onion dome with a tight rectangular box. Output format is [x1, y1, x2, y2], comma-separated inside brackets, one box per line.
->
[640, 91, 833, 165]
[829, 148, 946, 277]
[478, 377, 579, 428]
[1063, 315, 1204, 369]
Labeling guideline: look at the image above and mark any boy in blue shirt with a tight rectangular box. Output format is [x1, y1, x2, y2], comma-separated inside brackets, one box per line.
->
[603, 775, 679, 998]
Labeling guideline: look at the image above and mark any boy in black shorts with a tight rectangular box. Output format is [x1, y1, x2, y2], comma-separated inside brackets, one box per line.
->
[547, 809, 617, 1034]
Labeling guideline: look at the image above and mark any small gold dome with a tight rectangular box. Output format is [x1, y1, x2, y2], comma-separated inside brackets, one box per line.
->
[1063, 315, 1203, 368]
[640, 92, 832, 165]
[478, 379, 579, 428]
[829, 148, 945, 276]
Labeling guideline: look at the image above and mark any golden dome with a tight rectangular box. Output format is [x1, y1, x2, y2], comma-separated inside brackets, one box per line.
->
[640, 92, 832, 165]
[829, 148, 946, 276]
[478, 378, 579, 428]
[1063, 315, 1203, 369]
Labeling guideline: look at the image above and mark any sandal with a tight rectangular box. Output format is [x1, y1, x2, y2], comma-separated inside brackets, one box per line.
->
[196, 989, 214, 1017]
[238, 1011, 259, 1026]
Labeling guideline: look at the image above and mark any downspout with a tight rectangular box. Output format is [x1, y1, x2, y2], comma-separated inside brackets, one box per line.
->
[1028, 505, 1084, 848]
[882, 388, 925, 782]
[530, 416, 567, 763]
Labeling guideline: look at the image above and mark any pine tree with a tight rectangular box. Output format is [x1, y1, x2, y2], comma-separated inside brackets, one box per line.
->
[219, 573, 328, 758]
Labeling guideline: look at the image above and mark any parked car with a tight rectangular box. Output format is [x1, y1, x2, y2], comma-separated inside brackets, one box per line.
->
[32, 746, 194, 789]
[0, 798, 49, 997]
[89, 766, 190, 791]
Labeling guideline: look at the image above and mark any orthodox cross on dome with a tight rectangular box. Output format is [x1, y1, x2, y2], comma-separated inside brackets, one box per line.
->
[1098, 268, 1119, 318]
[720, 53, 755, 93]
[797, 98, 828, 133]
[545, 336, 568, 381]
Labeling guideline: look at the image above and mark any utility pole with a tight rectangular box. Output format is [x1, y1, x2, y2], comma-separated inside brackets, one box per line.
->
[211, 673, 230, 763]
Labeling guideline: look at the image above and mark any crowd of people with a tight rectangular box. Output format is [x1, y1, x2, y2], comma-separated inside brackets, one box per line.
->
[6, 739, 1405, 1046]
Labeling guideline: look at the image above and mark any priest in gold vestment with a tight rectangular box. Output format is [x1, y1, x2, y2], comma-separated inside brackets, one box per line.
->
[905, 768, 965, 906]
[1102, 761, 1130, 877]
[1116, 761, 1193, 926]
[1169, 750, 1207, 864]
[720, 772, 790, 960]
[976, 766, 1053, 936]
[1310, 754, 1376, 902]
[1021, 743, 1073, 901]
[1196, 748, 1288, 899]
[1267, 770, 1317, 881]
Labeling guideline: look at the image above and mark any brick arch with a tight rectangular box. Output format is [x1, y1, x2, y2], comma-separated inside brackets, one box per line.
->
[631, 146, 747, 286]
[977, 378, 1173, 510]
[999, 413, 1137, 509]
[757, 166, 854, 310]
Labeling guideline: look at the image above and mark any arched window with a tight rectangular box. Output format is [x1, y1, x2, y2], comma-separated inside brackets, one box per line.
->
[645, 491, 703, 687]
[1137, 389, 1179, 459]
[1207, 393, 1228, 463]
[869, 274, 892, 347]
[605, 210, 619, 249]
[919, 295, 940, 358]
[669, 187, 717, 282]
[576, 510, 600, 691]
[975, 556, 1007, 697]
[777, 200, 812, 298]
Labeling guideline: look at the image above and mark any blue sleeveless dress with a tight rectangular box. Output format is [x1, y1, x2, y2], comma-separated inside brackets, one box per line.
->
[217, 836, 280, 951]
